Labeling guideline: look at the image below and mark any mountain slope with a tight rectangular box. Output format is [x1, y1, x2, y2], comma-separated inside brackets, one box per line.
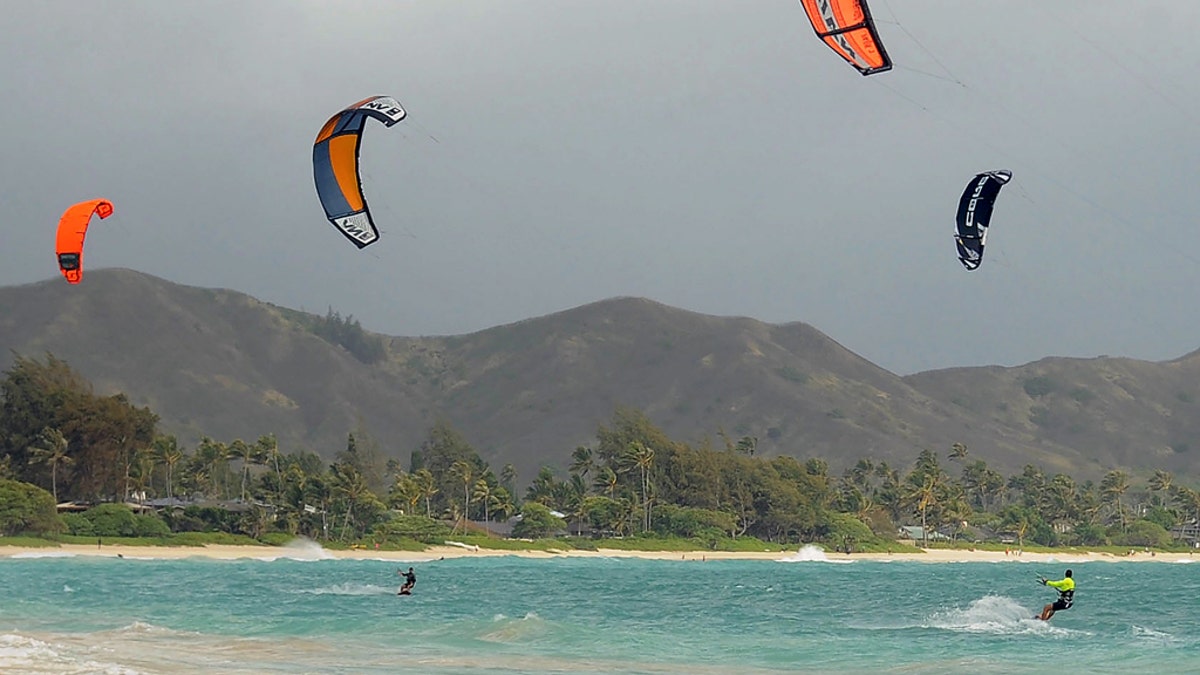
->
[1, 270, 1194, 482]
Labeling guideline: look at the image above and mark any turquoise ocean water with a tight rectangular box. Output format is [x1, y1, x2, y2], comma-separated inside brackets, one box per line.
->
[0, 544, 1196, 674]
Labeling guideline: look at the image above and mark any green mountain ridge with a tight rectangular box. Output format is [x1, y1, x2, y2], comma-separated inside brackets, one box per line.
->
[1, 269, 1196, 482]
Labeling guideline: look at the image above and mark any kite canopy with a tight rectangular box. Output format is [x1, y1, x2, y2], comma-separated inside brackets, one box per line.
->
[312, 96, 407, 248]
[798, 0, 892, 75]
[55, 199, 114, 284]
[955, 170, 1012, 271]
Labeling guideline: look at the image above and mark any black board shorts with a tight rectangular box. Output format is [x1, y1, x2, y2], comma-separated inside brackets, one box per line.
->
[1052, 598, 1073, 611]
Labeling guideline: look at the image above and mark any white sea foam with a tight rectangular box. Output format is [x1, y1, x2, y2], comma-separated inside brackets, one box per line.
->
[480, 612, 548, 643]
[0, 633, 145, 674]
[778, 544, 853, 563]
[9, 551, 76, 559]
[275, 536, 335, 560]
[925, 595, 1080, 636]
[298, 582, 394, 596]
[1131, 624, 1177, 645]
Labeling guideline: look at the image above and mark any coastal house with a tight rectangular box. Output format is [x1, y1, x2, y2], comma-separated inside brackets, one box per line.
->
[897, 526, 949, 542]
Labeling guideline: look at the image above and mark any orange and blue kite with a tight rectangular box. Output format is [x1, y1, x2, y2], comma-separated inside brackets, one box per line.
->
[55, 199, 114, 284]
[312, 96, 407, 248]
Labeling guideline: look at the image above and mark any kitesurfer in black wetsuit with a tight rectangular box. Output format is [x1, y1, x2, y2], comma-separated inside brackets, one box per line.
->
[398, 567, 416, 595]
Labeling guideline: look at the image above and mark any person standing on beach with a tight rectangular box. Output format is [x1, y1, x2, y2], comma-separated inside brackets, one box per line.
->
[1036, 570, 1074, 621]
[398, 567, 416, 595]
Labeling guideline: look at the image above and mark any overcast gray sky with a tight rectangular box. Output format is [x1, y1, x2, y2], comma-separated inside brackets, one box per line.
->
[2, 1, 1198, 374]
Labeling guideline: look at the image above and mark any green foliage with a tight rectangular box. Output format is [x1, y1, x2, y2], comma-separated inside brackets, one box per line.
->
[820, 512, 877, 549]
[259, 532, 294, 546]
[1110, 520, 1172, 548]
[776, 367, 808, 384]
[1176, 392, 1194, 404]
[62, 509, 176, 540]
[372, 514, 452, 543]
[176, 506, 239, 533]
[61, 512, 94, 536]
[0, 479, 62, 535]
[512, 502, 565, 538]
[307, 309, 386, 364]
[1069, 387, 1095, 404]
[0, 353, 158, 501]
[1029, 406, 1057, 429]
[134, 514, 171, 537]
[409, 420, 490, 519]
[1142, 506, 1178, 530]
[86, 503, 139, 537]
[1071, 523, 1108, 546]
[651, 504, 736, 538]
[1022, 376, 1057, 398]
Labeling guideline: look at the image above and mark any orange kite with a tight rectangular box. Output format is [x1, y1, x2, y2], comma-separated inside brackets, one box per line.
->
[55, 199, 113, 284]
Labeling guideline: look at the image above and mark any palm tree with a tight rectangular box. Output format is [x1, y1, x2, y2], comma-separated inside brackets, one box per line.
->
[193, 437, 227, 499]
[414, 469, 438, 517]
[258, 434, 283, 493]
[525, 467, 559, 507]
[449, 460, 476, 531]
[472, 478, 493, 529]
[332, 463, 370, 541]
[948, 442, 968, 462]
[1148, 470, 1174, 507]
[593, 466, 619, 498]
[500, 463, 518, 497]
[129, 446, 156, 503]
[1001, 507, 1033, 549]
[905, 473, 941, 547]
[227, 439, 254, 502]
[564, 474, 589, 535]
[569, 446, 594, 480]
[153, 435, 185, 501]
[735, 436, 758, 457]
[389, 473, 422, 515]
[489, 487, 516, 522]
[1100, 470, 1131, 533]
[624, 442, 655, 532]
[27, 427, 72, 503]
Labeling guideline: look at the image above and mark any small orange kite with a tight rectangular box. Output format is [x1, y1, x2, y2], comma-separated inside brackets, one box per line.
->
[55, 199, 114, 284]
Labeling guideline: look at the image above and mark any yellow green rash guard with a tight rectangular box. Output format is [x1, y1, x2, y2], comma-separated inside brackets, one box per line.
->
[1046, 577, 1074, 593]
[1047, 577, 1075, 608]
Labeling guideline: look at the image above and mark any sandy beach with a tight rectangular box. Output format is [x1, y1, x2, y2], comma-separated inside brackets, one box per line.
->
[1, 541, 1195, 564]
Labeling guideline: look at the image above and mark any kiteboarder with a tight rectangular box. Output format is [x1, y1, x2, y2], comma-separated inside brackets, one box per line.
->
[1036, 569, 1074, 621]
[398, 567, 416, 595]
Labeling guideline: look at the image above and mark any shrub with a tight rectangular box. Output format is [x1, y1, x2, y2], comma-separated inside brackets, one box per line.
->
[1022, 376, 1057, 398]
[372, 515, 452, 543]
[61, 512, 95, 536]
[512, 502, 565, 539]
[133, 514, 171, 538]
[0, 479, 61, 536]
[1111, 520, 1171, 548]
[86, 504, 138, 537]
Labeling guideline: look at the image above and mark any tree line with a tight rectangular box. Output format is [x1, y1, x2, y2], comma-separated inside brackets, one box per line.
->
[1, 353, 1196, 549]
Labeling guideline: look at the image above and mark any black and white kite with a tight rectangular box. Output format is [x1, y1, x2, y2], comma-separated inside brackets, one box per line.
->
[954, 170, 1012, 271]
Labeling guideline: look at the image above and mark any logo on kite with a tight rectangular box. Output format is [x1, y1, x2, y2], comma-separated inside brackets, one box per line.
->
[798, 0, 892, 75]
[954, 170, 1012, 271]
[312, 96, 407, 248]
[55, 199, 114, 284]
